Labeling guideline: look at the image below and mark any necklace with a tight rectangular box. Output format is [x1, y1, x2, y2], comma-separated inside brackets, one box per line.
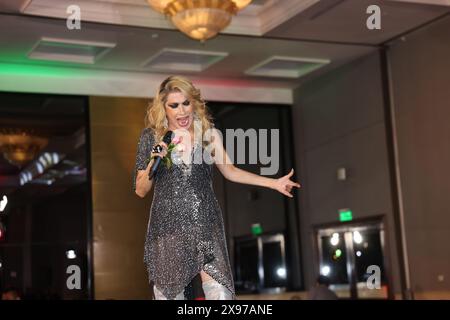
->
[172, 141, 201, 175]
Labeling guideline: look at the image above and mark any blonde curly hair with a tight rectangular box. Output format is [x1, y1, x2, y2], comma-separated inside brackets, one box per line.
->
[145, 75, 214, 144]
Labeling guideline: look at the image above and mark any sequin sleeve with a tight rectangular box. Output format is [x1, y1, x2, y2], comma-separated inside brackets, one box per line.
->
[132, 127, 155, 192]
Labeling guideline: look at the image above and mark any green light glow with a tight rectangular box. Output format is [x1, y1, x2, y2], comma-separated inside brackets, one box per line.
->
[0, 62, 84, 78]
[339, 209, 353, 222]
[251, 223, 263, 236]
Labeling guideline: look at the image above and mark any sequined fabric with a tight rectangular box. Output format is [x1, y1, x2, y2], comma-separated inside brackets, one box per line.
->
[133, 128, 235, 300]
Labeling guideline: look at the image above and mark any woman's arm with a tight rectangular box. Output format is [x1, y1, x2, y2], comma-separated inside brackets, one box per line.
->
[135, 142, 168, 198]
[135, 160, 154, 198]
[211, 128, 301, 198]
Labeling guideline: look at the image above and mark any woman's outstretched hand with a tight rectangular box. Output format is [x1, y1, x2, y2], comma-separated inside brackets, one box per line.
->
[272, 168, 301, 198]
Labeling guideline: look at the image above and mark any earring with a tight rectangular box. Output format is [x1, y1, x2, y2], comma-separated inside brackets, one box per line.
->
[163, 117, 168, 129]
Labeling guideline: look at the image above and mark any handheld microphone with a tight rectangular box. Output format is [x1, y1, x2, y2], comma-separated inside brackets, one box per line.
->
[149, 130, 173, 180]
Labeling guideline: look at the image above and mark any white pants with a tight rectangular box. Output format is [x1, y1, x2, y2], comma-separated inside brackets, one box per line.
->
[201, 279, 234, 300]
[153, 278, 233, 300]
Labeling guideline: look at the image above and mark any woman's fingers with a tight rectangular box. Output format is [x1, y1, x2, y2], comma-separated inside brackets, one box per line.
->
[282, 189, 293, 198]
[287, 168, 294, 178]
[290, 181, 301, 188]
[281, 178, 300, 188]
[151, 142, 169, 159]
[284, 169, 302, 187]
[276, 174, 302, 197]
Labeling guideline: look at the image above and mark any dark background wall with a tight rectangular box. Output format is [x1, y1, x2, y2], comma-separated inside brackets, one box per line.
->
[292, 14, 450, 299]
[208, 103, 302, 291]
[0, 93, 90, 300]
[388, 15, 450, 298]
[292, 52, 402, 295]
[0, 185, 89, 299]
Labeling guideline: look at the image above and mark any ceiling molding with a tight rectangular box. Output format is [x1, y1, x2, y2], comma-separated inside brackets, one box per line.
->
[258, 0, 319, 34]
[22, 0, 321, 37]
[389, 0, 450, 6]
[0, 0, 32, 13]
[226, 0, 320, 35]
[23, 0, 173, 29]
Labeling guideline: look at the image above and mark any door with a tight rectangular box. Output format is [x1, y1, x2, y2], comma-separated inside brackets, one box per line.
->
[316, 221, 389, 299]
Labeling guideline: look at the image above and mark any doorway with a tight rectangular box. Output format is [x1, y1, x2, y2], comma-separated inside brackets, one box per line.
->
[315, 219, 390, 299]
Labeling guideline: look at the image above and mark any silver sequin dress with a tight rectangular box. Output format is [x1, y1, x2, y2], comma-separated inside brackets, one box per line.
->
[133, 127, 235, 300]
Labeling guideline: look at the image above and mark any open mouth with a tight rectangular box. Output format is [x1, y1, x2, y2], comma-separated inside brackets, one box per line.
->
[176, 115, 190, 127]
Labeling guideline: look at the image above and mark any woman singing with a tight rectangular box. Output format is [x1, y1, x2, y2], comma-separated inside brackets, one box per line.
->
[133, 76, 301, 300]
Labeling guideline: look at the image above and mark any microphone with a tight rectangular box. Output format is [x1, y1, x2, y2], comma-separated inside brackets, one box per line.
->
[149, 130, 173, 180]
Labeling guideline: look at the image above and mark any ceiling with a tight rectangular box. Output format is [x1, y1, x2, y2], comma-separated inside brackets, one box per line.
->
[267, 0, 450, 44]
[3, 0, 449, 43]
[0, 0, 448, 101]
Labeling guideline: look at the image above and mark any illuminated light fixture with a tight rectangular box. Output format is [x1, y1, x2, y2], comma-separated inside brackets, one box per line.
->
[39, 154, 48, 166]
[147, 0, 252, 42]
[52, 153, 59, 164]
[19, 152, 63, 186]
[20, 171, 31, 185]
[20, 172, 28, 185]
[147, 0, 174, 13]
[0, 195, 7, 212]
[36, 162, 44, 174]
[353, 231, 363, 244]
[66, 250, 76, 259]
[332, 248, 342, 261]
[276, 267, 286, 278]
[39, 152, 61, 169]
[0, 129, 48, 167]
[356, 250, 362, 257]
[44, 152, 52, 164]
[321, 265, 330, 276]
[330, 233, 339, 246]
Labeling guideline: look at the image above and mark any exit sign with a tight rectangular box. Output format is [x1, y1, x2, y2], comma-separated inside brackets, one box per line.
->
[339, 209, 353, 222]
[251, 223, 263, 235]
